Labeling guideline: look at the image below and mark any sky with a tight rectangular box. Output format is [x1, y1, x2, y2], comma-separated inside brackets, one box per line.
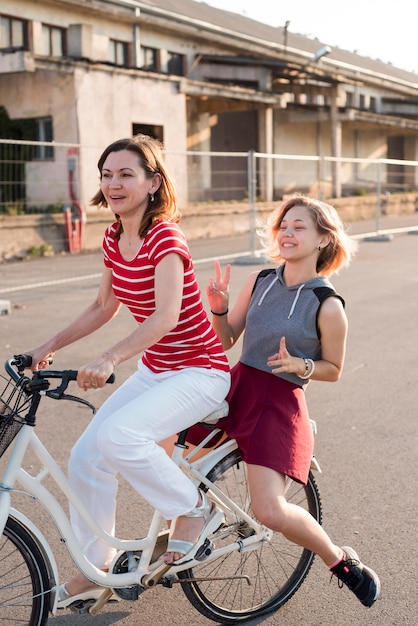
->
[202, 0, 418, 74]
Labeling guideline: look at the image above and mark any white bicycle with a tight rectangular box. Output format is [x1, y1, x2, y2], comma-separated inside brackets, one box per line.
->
[0, 354, 322, 625]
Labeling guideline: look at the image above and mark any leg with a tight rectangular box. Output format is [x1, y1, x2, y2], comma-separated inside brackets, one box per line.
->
[247, 464, 341, 565]
[67, 364, 229, 590]
[95, 365, 230, 517]
[162, 488, 225, 565]
[95, 365, 229, 564]
[247, 464, 380, 607]
[62, 373, 159, 599]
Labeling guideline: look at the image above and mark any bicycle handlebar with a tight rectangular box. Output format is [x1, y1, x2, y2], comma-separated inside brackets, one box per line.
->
[4, 354, 115, 415]
[5, 354, 115, 386]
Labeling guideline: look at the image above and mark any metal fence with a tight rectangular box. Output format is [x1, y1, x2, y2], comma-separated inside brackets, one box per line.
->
[2, 138, 418, 217]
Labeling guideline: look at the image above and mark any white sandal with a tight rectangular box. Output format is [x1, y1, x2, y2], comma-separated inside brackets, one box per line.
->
[164, 489, 225, 565]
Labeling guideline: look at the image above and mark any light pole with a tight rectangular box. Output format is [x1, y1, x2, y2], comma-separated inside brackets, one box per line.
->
[283, 20, 290, 53]
[311, 45, 332, 63]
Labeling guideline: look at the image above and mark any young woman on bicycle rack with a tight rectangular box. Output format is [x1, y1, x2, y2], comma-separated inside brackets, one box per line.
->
[24, 134, 230, 608]
[191, 195, 380, 608]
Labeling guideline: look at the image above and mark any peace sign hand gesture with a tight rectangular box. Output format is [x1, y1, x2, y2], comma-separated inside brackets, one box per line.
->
[206, 261, 230, 315]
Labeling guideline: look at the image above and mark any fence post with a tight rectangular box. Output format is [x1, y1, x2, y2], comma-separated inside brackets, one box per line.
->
[235, 151, 269, 265]
[248, 149, 256, 256]
[364, 160, 393, 242]
[318, 156, 325, 200]
[376, 161, 382, 232]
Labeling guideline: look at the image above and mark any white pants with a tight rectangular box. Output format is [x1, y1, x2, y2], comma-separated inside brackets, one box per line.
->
[68, 361, 230, 567]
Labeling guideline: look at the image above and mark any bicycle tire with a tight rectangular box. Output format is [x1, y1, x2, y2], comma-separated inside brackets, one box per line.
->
[179, 449, 322, 623]
[0, 516, 51, 626]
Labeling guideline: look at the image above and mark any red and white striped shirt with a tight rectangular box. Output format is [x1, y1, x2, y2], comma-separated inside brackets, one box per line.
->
[103, 220, 229, 374]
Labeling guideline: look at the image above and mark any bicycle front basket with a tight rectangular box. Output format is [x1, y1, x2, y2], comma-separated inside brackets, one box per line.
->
[0, 374, 31, 458]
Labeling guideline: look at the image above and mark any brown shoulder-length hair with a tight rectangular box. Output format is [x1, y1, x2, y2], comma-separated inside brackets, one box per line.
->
[90, 134, 180, 239]
[260, 194, 358, 275]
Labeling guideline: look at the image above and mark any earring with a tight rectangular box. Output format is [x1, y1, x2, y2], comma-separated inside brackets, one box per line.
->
[150, 193, 155, 202]
[318, 245, 321, 250]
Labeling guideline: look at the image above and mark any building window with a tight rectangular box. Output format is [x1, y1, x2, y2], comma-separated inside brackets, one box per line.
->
[41, 24, 65, 57]
[140, 46, 159, 71]
[167, 51, 184, 76]
[0, 15, 27, 50]
[109, 39, 128, 66]
[34, 117, 54, 160]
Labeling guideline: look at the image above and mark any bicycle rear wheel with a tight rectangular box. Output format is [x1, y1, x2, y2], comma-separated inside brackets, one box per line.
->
[179, 449, 322, 623]
[0, 516, 51, 626]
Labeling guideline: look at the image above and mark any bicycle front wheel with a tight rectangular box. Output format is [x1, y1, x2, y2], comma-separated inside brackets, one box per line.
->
[0, 515, 51, 626]
[179, 449, 322, 623]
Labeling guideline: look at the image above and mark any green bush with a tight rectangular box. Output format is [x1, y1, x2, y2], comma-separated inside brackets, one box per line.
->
[27, 243, 54, 257]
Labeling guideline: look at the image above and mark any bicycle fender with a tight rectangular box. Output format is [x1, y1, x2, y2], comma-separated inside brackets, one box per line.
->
[0, 490, 11, 534]
[192, 438, 239, 477]
[9, 507, 60, 615]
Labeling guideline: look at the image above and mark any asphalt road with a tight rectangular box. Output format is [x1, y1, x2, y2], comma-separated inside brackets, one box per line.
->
[1, 214, 417, 625]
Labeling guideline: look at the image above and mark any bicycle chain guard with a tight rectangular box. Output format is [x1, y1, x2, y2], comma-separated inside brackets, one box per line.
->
[112, 550, 144, 601]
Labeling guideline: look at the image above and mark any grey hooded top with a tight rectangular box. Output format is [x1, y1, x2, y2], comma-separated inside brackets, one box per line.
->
[240, 265, 345, 388]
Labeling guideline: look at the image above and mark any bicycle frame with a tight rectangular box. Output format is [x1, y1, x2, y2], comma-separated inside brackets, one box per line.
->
[0, 417, 269, 616]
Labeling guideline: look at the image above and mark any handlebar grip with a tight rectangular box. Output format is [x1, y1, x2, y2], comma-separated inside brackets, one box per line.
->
[13, 354, 33, 369]
[59, 371, 115, 384]
[5, 354, 33, 380]
[43, 370, 115, 384]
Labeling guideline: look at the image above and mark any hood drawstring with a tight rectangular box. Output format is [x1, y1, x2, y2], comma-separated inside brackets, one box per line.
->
[257, 274, 305, 319]
[257, 276, 279, 306]
[288, 284, 305, 318]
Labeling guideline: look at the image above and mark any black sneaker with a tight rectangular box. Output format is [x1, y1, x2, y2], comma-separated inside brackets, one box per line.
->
[330, 546, 380, 607]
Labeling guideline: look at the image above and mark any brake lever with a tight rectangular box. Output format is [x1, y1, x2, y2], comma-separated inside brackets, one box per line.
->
[43, 374, 73, 399]
[46, 390, 97, 413]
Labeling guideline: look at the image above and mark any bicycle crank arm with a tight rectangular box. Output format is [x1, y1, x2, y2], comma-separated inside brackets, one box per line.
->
[88, 588, 114, 616]
[142, 562, 172, 588]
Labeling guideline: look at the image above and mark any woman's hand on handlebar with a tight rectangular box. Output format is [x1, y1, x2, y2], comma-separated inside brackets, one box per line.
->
[24, 348, 56, 371]
[77, 353, 115, 391]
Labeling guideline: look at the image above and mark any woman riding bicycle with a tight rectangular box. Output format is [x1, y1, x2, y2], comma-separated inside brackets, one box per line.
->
[24, 134, 230, 605]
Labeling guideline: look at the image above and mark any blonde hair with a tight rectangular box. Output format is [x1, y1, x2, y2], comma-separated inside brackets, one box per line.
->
[260, 195, 358, 275]
[91, 134, 180, 238]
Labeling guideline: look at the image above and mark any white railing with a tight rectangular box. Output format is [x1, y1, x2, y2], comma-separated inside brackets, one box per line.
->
[2, 138, 418, 216]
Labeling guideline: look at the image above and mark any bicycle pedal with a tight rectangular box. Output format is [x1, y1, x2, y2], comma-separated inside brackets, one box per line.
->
[195, 538, 213, 561]
[68, 598, 97, 614]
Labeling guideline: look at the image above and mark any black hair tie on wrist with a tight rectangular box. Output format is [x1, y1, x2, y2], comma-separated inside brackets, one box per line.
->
[211, 309, 228, 316]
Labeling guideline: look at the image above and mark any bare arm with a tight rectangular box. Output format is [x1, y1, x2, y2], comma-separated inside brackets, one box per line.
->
[314, 297, 347, 381]
[76, 252, 184, 388]
[27, 267, 121, 368]
[206, 261, 259, 351]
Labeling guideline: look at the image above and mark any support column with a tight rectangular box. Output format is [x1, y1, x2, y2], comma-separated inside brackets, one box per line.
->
[330, 86, 342, 198]
[258, 106, 274, 201]
[133, 8, 141, 68]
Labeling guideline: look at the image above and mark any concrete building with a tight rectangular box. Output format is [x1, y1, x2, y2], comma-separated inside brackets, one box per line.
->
[1, 0, 418, 213]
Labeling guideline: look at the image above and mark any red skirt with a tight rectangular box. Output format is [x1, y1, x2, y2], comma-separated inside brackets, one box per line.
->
[188, 362, 314, 485]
